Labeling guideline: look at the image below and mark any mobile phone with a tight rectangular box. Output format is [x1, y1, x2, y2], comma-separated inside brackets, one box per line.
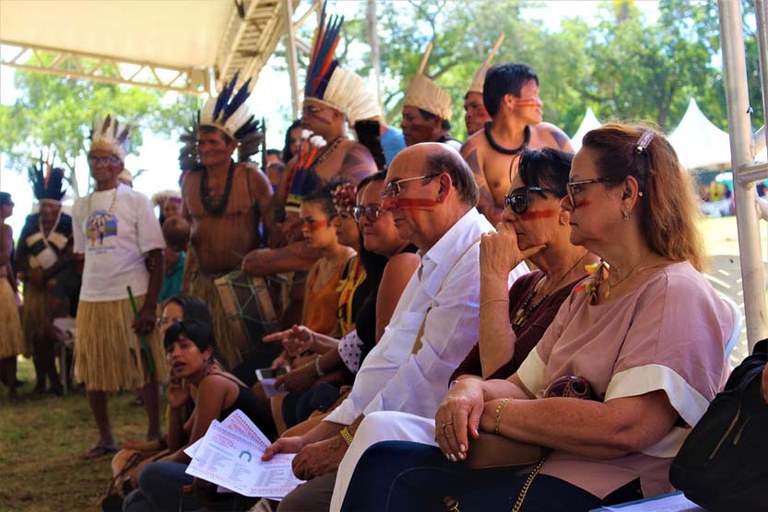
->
[255, 366, 289, 381]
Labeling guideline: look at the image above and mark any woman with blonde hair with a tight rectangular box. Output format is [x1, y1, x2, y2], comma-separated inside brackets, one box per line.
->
[338, 124, 733, 512]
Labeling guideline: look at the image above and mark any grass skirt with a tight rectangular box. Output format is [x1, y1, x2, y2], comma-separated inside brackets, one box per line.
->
[21, 284, 49, 357]
[0, 279, 25, 358]
[189, 273, 243, 368]
[74, 296, 169, 392]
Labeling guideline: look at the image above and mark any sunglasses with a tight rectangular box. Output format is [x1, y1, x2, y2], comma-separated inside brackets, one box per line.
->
[504, 186, 559, 214]
[352, 205, 381, 223]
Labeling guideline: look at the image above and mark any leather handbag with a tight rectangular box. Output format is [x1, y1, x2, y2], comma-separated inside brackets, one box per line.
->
[467, 433, 543, 469]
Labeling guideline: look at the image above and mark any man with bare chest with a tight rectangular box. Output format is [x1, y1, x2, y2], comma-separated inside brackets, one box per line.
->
[181, 77, 273, 367]
[461, 64, 573, 225]
[242, 8, 377, 279]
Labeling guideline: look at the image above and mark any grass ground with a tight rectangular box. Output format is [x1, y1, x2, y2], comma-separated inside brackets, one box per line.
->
[0, 215, 762, 511]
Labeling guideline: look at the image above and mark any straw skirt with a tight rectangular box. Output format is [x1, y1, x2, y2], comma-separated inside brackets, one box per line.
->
[188, 273, 242, 368]
[0, 279, 25, 358]
[74, 295, 168, 392]
[21, 284, 48, 357]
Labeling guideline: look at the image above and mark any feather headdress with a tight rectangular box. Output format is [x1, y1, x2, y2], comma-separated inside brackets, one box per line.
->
[403, 42, 452, 121]
[468, 34, 505, 94]
[90, 114, 131, 162]
[28, 159, 66, 203]
[303, 1, 379, 124]
[180, 72, 264, 170]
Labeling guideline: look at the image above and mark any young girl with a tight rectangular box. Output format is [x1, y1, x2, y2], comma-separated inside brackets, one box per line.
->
[123, 296, 266, 512]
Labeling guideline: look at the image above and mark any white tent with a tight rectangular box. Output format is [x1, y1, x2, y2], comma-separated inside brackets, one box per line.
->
[668, 99, 732, 170]
[570, 107, 602, 152]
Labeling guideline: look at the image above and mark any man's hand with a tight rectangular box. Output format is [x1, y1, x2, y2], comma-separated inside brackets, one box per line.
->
[29, 268, 46, 289]
[262, 435, 306, 461]
[291, 435, 347, 481]
[133, 302, 157, 336]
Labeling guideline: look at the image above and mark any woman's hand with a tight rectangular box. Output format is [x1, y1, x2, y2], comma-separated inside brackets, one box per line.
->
[270, 351, 291, 370]
[434, 379, 486, 462]
[167, 378, 191, 410]
[480, 223, 545, 278]
[276, 362, 318, 393]
[263, 325, 313, 357]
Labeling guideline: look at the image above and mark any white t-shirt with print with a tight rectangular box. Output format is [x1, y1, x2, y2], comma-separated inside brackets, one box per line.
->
[73, 183, 165, 302]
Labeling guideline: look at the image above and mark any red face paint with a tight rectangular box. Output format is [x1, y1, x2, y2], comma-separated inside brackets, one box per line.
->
[514, 97, 543, 108]
[518, 208, 558, 220]
[301, 218, 328, 232]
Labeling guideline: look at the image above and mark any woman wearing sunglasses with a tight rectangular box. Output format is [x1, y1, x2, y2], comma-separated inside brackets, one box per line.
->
[336, 124, 733, 512]
[264, 173, 419, 434]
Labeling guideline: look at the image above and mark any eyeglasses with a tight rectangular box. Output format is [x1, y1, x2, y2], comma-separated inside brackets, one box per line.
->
[381, 174, 438, 199]
[87, 155, 121, 167]
[352, 205, 381, 223]
[566, 177, 611, 206]
[504, 186, 559, 214]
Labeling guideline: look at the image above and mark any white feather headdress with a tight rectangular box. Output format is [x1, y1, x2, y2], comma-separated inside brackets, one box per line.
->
[90, 114, 131, 162]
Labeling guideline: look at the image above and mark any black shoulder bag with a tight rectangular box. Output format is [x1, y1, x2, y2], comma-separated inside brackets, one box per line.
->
[670, 338, 768, 512]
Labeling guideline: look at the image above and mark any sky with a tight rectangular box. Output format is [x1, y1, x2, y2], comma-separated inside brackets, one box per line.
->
[0, 0, 661, 238]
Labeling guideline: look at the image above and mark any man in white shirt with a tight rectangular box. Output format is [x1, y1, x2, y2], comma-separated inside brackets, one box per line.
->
[72, 115, 167, 458]
[261, 143, 528, 510]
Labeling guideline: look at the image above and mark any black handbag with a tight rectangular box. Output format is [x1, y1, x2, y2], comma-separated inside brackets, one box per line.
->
[669, 339, 768, 512]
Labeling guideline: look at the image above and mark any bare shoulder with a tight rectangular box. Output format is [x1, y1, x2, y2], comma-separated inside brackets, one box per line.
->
[384, 251, 421, 276]
[240, 162, 272, 190]
[530, 123, 573, 152]
[340, 142, 377, 183]
[461, 130, 484, 155]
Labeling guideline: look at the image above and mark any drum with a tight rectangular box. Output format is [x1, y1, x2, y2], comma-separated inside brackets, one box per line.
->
[214, 270, 282, 355]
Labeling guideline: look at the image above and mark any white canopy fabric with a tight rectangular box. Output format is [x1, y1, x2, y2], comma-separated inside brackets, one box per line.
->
[570, 107, 601, 152]
[668, 98, 732, 170]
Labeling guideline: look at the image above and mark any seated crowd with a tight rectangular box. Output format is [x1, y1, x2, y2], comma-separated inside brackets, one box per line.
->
[0, 9, 739, 512]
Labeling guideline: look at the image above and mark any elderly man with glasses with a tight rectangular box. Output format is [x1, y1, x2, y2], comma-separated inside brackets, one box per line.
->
[259, 142, 529, 511]
[71, 115, 168, 458]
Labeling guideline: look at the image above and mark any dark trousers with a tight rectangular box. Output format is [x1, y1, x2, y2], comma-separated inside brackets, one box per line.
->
[341, 441, 642, 512]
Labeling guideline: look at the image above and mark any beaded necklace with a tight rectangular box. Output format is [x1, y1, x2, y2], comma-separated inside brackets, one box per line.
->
[200, 160, 235, 217]
[314, 136, 344, 167]
[484, 122, 531, 156]
[87, 186, 119, 217]
[511, 254, 586, 329]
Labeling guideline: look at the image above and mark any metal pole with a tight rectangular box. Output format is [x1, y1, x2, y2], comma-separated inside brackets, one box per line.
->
[284, 0, 301, 120]
[719, 0, 768, 350]
[757, 0, 768, 152]
[366, 0, 382, 108]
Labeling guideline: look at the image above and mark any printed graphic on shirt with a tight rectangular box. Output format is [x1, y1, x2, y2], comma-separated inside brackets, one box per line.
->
[86, 210, 118, 252]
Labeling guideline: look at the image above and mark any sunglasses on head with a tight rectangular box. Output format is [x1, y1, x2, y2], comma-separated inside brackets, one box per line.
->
[352, 205, 381, 223]
[504, 186, 559, 214]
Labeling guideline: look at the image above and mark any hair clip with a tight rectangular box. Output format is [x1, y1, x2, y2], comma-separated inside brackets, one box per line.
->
[634, 129, 655, 154]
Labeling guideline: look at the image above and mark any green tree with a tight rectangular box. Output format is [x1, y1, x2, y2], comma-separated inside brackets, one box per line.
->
[0, 60, 197, 197]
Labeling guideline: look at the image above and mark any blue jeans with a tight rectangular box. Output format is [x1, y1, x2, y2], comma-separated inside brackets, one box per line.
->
[340, 442, 642, 512]
[123, 461, 197, 512]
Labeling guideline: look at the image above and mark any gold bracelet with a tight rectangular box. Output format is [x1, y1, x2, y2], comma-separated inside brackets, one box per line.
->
[339, 426, 354, 446]
[493, 398, 511, 435]
[480, 298, 510, 309]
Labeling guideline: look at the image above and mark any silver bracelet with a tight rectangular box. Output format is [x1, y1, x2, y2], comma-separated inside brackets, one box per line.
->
[314, 355, 325, 377]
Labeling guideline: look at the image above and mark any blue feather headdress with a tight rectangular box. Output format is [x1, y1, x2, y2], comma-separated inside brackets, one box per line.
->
[28, 159, 67, 203]
[182, 72, 264, 170]
[305, 1, 344, 100]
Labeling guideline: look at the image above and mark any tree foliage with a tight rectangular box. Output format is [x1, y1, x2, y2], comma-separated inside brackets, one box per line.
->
[0, 58, 197, 196]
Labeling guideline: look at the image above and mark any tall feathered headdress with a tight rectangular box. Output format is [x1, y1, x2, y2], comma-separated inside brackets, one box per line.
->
[403, 42, 452, 121]
[28, 159, 67, 203]
[303, 1, 380, 124]
[180, 72, 264, 170]
[468, 34, 505, 95]
[90, 114, 131, 162]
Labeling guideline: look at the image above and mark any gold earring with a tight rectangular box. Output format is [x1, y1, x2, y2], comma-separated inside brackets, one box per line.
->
[622, 207, 630, 221]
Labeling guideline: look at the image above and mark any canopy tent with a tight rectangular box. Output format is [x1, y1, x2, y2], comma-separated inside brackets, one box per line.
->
[668, 98, 732, 170]
[570, 107, 602, 152]
[0, 0, 294, 95]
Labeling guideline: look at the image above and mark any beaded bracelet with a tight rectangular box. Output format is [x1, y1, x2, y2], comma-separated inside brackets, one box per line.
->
[493, 398, 511, 435]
